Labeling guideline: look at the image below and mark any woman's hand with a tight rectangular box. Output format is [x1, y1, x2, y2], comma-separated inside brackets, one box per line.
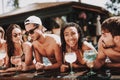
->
[21, 62, 28, 71]
[86, 61, 94, 68]
[35, 62, 44, 70]
[60, 64, 69, 72]
[0, 70, 6, 73]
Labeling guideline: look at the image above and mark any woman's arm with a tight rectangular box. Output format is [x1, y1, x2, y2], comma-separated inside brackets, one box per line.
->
[21, 42, 35, 71]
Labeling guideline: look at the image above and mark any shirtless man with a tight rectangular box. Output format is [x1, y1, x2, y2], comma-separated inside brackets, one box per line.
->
[24, 15, 62, 71]
[94, 16, 120, 69]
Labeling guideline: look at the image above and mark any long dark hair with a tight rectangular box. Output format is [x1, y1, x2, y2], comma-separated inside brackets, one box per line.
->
[6, 24, 21, 58]
[60, 22, 84, 54]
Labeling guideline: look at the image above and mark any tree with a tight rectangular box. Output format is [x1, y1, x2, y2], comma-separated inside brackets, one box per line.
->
[7, 0, 19, 9]
[105, 0, 120, 15]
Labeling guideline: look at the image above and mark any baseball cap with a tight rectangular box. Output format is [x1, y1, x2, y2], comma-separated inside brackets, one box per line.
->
[24, 15, 42, 25]
[24, 15, 47, 32]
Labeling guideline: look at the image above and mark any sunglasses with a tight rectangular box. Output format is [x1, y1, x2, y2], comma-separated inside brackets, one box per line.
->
[0, 30, 3, 33]
[12, 33, 21, 38]
[25, 26, 38, 35]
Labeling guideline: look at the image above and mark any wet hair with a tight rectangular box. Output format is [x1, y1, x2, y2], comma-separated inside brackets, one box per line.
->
[60, 22, 84, 53]
[6, 24, 21, 58]
[0, 26, 5, 39]
[102, 16, 120, 37]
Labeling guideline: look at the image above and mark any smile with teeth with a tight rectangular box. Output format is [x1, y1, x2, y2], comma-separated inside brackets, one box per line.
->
[69, 40, 75, 45]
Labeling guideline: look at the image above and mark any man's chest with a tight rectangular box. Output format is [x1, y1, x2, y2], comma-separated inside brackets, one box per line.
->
[36, 43, 54, 56]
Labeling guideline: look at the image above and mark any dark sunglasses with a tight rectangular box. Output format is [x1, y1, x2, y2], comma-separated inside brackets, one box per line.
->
[25, 26, 38, 35]
[12, 33, 21, 38]
[0, 30, 3, 33]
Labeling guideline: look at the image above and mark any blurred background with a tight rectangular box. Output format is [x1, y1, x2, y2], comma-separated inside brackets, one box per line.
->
[0, 0, 120, 15]
[0, 0, 120, 48]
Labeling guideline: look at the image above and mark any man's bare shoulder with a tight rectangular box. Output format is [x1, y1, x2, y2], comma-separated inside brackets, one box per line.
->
[45, 34, 61, 45]
[32, 40, 38, 47]
[32, 34, 61, 48]
[23, 41, 32, 47]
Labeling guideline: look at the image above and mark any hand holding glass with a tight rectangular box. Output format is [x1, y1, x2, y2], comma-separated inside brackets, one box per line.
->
[11, 56, 22, 73]
[83, 50, 97, 76]
[65, 52, 77, 74]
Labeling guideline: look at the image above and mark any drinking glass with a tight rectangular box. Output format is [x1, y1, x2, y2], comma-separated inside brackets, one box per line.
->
[11, 56, 22, 74]
[65, 52, 77, 75]
[83, 50, 97, 76]
[0, 50, 6, 69]
[34, 62, 45, 76]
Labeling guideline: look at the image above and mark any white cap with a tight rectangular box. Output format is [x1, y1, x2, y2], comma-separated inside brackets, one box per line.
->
[24, 15, 42, 25]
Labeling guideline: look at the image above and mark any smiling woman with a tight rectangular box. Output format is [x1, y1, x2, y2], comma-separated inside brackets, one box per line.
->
[60, 22, 97, 73]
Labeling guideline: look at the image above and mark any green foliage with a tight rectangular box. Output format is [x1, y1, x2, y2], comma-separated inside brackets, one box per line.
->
[13, 0, 19, 8]
[105, 0, 120, 15]
[7, 0, 19, 9]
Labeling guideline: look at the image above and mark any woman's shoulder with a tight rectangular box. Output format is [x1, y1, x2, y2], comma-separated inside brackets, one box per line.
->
[1, 39, 7, 46]
[1, 39, 6, 44]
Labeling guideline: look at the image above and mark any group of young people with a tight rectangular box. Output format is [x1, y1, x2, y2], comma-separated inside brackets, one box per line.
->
[0, 15, 119, 73]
